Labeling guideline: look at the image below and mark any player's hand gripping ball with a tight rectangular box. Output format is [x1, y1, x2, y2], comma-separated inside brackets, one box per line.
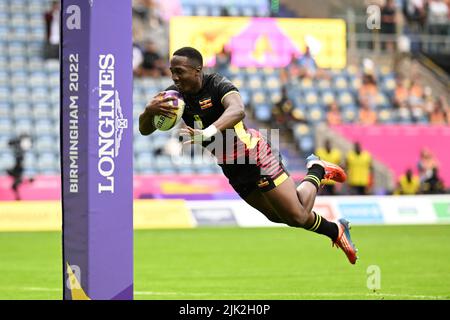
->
[153, 90, 185, 131]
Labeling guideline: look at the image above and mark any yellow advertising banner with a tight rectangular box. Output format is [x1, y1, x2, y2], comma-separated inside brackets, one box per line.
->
[170, 17, 346, 69]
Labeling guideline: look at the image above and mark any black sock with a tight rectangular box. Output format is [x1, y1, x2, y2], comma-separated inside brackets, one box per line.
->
[307, 211, 339, 241]
[302, 164, 325, 191]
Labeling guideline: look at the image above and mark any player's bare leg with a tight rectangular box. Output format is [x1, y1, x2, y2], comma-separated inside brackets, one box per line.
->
[296, 182, 317, 215]
[262, 177, 316, 228]
[243, 189, 285, 224]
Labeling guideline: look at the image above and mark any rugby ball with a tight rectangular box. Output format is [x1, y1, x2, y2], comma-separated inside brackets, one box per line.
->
[153, 90, 185, 131]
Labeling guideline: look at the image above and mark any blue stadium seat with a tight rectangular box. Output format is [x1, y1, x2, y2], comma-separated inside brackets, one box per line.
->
[12, 103, 31, 120]
[37, 152, 59, 174]
[31, 87, 49, 104]
[320, 90, 335, 106]
[377, 108, 395, 124]
[268, 91, 282, 104]
[306, 106, 325, 124]
[0, 101, 10, 117]
[337, 91, 355, 107]
[0, 152, 15, 172]
[9, 56, 27, 71]
[239, 88, 251, 106]
[0, 26, 9, 40]
[14, 118, 33, 136]
[332, 75, 349, 91]
[0, 85, 10, 102]
[0, 135, 11, 153]
[316, 78, 331, 91]
[12, 86, 29, 103]
[250, 90, 268, 107]
[374, 92, 390, 109]
[247, 74, 263, 89]
[0, 69, 10, 86]
[292, 123, 311, 139]
[24, 152, 38, 171]
[303, 91, 320, 108]
[34, 118, 54, 135]
[254, 104, 272, 122]
[34, 135, 57, 153]
[135, 152, 155, 172]
[297, 135, 315, 155]
[0, 117, 13, 135]
[341, 105, 358, 123]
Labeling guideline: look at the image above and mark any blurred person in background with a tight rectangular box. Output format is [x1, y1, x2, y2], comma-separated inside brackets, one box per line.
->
[426, 0, 449, 36]
[346, 142, 373, 195]
[417, 147, 439, 183]
[297, 46, 318, 79]
[271, 86, 294, 128]
[132, 43, 144, 76]
[7, 134, 34, 201]
[429, 98, 448, 125]
[359, 99, 378, 125]
[394, 168, 420, 195]
[381, 0, 397, 51]
[315, 139, 342, 195]
[358, 73, 378, 109]
[135, 41, 170, 78]
[403, 0, 427, 31]
[43, 0, 60, 60]
[326, 102, 342, 126]
[214, 45, 232, 76]
[421, 167, 446, 194]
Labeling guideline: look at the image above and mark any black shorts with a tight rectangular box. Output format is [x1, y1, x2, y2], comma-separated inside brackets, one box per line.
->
[219, 137, 290, 199]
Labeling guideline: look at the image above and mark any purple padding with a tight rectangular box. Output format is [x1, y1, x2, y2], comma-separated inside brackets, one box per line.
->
[61, 0, 133, 300]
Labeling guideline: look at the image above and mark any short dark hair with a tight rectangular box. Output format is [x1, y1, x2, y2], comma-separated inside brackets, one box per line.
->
[173, 47, 203, 67]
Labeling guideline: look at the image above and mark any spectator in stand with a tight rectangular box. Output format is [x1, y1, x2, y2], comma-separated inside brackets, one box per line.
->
[272, 86, 294, 128]
[393, 77, 409, 108]
[280, 53, 302, 84]
[132, 43, 144, 76]
[358, 73, 378, 109]
[426, 0, 449, 36]
[44, 1, 60, 60]
[423, 86, 436, 115]
[214, 46, 232, 76]
[326, 102, 342, 126]
[429, 98, 448, 124]
[346, 142, 373, 195]
[135, 41, 169, 78]
[297, 46, 318, 79]
[417, 147, 439, 183]
[421, 167, 446, 194]
[359, 99, 378, 125]
[403, 0, 427, 31]
[315, 139, 342, 195]
[381, 0, 397, 51]
[394, 168, 420, 195]
[297, 46, 329, 79]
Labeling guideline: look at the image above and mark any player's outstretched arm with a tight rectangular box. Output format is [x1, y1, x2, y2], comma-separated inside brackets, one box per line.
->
[139, 92, 177, 136]
[213, 92, 245, 132]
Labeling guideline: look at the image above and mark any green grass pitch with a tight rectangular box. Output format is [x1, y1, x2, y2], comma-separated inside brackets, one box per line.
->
[0, 225, 449, 300]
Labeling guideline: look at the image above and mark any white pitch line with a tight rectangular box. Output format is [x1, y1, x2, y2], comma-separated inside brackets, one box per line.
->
[134, 291, 448, 300]
[13, 287, 449, 300]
